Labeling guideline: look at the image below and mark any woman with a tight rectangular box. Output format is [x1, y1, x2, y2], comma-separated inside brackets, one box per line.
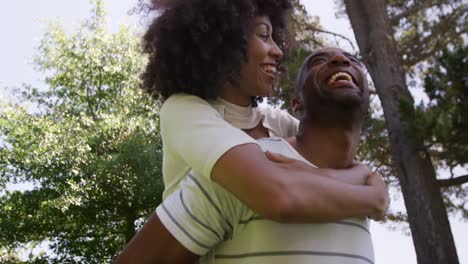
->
[116, 0, 388, 262]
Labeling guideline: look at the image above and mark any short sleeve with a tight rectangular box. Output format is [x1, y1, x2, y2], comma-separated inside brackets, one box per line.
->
[261, 105, 299, 138]
[156, 171, 242, 255]
[160, 94, 258, 196]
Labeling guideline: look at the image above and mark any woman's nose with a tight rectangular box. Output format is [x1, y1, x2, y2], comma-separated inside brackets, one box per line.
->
[269, 40, 283, 62]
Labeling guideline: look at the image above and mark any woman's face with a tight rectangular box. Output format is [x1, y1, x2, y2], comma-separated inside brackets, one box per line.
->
[223, 16, 283, 106]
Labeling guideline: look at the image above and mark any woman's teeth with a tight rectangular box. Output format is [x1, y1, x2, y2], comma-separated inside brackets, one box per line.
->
[262, 65, 277, 74]
[328, 72, 352, 84]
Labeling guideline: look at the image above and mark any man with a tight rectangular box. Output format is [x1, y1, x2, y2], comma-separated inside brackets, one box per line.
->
[115, 47, 386, 263]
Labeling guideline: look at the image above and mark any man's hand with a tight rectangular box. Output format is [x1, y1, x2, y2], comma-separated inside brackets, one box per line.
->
[366, 172, 390, 221]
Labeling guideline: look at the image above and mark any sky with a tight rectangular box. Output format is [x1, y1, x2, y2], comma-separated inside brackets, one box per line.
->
[1, 1, 467, 263]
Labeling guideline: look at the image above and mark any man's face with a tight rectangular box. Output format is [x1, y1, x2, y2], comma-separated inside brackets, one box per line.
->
[297, 47, 369, 114]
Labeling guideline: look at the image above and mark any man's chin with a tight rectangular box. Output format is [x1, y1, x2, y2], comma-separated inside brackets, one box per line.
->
[325, 89, 363, 106]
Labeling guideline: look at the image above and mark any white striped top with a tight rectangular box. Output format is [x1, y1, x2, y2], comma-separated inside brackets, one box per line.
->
[156, 137, 375, 264]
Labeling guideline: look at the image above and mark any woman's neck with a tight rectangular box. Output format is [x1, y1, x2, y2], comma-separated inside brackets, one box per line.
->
[221, 84, 251, 107]
[213, 97, 264, 131]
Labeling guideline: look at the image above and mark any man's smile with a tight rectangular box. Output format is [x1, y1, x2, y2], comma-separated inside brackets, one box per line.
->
[324, 70, 360, 91]
[328, 72, 352, 84]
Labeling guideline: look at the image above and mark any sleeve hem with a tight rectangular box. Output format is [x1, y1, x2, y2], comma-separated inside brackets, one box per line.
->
[156, 206, 209, 256]
[202, 141, 259, 180]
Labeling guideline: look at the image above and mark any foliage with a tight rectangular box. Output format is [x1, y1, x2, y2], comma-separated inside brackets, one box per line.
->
[2, 0, 466, 261]
[331, 0, 468, 220]
[271, 1, 398, 200]
[0, 1, 163, 262]
[388, 1, 467, 184]
[344, 0, 464, 261]
[334, 0, 468, 68]
[411, 45, 468, 218]
[272, 2, 400, 205]
[273, 47, 312, 110]
[387, 0, 467, 68]
[419, 45, 468, 167]
[271, 1, 326, 109]
[271, 1, 359, 109]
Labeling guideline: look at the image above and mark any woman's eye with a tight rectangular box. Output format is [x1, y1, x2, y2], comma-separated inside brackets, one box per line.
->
[259, 34, 270, 40]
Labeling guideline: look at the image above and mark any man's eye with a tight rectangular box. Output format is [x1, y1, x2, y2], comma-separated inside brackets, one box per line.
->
[309, 58, 326, 67]
[349, 57, 361, 65]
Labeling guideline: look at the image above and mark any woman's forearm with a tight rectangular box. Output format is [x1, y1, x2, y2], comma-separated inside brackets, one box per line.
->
[272, 167, 387, 222]
[322, 164, 371, 186]
[211, 144, 388, 223]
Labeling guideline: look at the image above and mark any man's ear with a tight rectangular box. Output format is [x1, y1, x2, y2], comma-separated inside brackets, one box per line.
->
[291, 96, 304, 114]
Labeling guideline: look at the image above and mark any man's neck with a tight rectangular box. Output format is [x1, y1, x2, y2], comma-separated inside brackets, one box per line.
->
[287, 123, 361, 169]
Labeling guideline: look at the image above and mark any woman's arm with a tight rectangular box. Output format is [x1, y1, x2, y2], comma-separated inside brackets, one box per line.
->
[265, 151, 372, 186]
[211, 144, 387, 223]
[161, 94, 387, 223]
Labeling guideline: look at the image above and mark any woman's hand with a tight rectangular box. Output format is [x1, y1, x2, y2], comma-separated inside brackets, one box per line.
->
[265, 150, 321, 171]
[366, 172, 390, 221]
[325, 163, 372, 185]
[266, 151, 389, 221]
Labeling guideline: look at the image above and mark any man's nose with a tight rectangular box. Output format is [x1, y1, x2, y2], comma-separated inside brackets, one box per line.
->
[328, 53, 351, 66]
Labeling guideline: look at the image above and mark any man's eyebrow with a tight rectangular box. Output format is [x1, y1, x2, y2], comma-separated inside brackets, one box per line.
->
[306, 52, 326, 67]
[343, 52, 360, 62]
[309, 52, 327, 59]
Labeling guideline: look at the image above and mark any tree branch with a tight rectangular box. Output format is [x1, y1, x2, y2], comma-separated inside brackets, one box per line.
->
[438, 175, 468, 187]
[386, 211, 408, 222]
[399, 4, 468, 66]
[389, 0, 453, 26]
[304, 24, 357, 51]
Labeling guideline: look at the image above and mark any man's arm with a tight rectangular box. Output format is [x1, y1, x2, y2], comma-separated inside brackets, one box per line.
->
[115, 172, 241, 263]
[114, 214, 198, 264]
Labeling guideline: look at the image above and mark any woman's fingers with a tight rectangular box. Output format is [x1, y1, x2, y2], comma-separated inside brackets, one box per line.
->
[265, 151, 295, 164]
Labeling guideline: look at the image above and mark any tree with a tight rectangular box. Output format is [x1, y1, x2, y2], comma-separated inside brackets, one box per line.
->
[0, 1, 163, 262]
[338, 0, 468, 220]
[270, 1, 325, 109]
[271, 1, 356, 110]
[343, 0, 461, 263]
[415, 45, 468, 218]
[417, 45, 468, 175]
[387, 0, 467, 68]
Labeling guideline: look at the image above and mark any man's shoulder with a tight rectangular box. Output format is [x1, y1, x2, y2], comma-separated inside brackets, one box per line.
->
[257, 137, 316, 168]
[256, 137, 295, 156]
[256, 137, 286, 144]
[258, 104, 294, 120]
[257, 105, 299, 138]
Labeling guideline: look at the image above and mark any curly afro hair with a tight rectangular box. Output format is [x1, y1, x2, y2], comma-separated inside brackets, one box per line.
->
[136, 0, 293, 104]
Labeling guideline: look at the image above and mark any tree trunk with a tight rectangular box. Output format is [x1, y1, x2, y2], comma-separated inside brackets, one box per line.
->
[343, 1, 459, 263]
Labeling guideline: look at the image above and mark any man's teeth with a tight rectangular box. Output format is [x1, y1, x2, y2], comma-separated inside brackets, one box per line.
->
[262, 65, 277, 74]
[328, 72, 352, 84]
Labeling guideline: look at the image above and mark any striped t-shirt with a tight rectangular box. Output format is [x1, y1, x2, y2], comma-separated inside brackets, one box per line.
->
[156, 137, 375, 264]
